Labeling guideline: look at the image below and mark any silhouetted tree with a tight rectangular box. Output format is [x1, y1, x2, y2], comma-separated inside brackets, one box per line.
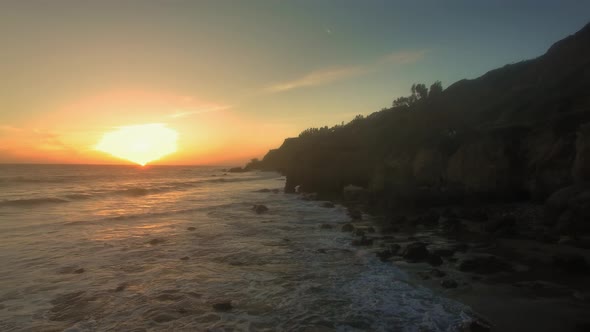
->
[415, 83, 428, 100]
[429, 81, 443, 98]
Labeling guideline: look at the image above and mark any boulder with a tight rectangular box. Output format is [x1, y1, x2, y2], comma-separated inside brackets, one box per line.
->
[343, 185, 368, 202]
[252, 204, 269, 214]
[376, 244, 401, 261]
[545, 184, 590, 233]
[457, 254, 512, 274]
[428, 254, 443, 266]
[402, 242, 429, 261]
[573, 122, 590, 182]
[228, 167, 247, 173]
[484, 214, 518, 237]
[347, 208, 363, 220]
[440, 279, 458, 288]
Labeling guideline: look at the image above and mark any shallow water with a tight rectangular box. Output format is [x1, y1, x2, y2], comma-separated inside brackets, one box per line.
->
[0, 165, 472, 331]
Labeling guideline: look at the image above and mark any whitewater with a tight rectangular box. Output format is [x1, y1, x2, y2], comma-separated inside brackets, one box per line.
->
[0, 164, 473, 331]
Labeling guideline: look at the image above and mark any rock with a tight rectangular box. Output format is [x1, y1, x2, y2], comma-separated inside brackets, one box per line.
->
[457, 254, 512, 274]
[513, 280, 573, 297]
[430, 268, 446, 278]
[440, 279, 458, 288]
[74, 268, 85, 274]
[228, 167, 247, 173]
[354, 229, 365, 237]
[186, 227, 196, 231]
[341, 223, 355, 232]
[321, 202, 335, 208]
[180, 256, 190, 261]
[484, 214, 518, 237]
[545, 184, 590, 233]
[271, 189, 280, 194]
[256, 188, 272, 193]
[301, 192, 318, 201]
[553, 253, 590, 274]
[440, 218, 466, 234]
[252, 204, 269, 214]
[114, 283, 128, 292]
[376, 244, 401, 261]
[347, 208, 362, 220]
[376, 250, 393, 262]
[412, 213, 439, 226]
[428, 254, 443, 266]
[148, 238, 166, 245]
[319, 224, 333, 229]
[351, 236, 373, 246]
[431, 246, 456, 257]
[402, 242, 429, 261]
[573, 122, 590, 182]
[343, 185, 368, 202]
[212, 301, 232, 312]
[462, 318, 492, 332]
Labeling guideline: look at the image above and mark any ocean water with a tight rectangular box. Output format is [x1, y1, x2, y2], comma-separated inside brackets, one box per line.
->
[0, 164, 472, 331]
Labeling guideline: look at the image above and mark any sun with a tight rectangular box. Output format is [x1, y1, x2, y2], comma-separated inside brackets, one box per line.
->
[95, 123, 178, 166]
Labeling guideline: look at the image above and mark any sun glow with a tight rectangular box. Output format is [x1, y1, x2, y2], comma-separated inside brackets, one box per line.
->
[95, 123, 178, 166]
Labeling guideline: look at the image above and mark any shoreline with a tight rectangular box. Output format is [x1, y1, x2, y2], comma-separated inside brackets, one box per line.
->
[314, 196, 590, 332]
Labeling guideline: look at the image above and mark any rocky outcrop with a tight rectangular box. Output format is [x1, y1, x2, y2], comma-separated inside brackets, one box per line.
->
[545, 184, 590, 233]
[573, 123, 590, 182]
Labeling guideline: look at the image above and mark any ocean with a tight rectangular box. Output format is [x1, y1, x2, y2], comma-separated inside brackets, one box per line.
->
[0, 164, 472, 331]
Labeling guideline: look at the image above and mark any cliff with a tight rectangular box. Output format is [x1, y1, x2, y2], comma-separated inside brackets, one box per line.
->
[253, 22, 590, 210]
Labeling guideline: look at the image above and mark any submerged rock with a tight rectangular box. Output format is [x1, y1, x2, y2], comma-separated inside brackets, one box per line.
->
[187, 227, 196, 231]
[252, 204, 269, 214]
[212, 301, 233, 312]
[148, 238, 166, 245]
[319, 224, 333, 229]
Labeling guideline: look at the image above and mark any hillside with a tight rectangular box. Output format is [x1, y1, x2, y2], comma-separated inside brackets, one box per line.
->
[251, 22, 590, 212]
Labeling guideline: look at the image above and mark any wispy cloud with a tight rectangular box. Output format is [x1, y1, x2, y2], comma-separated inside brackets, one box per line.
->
[169, 105, 231, 119]
[266, 66, 368, 93]
[265, 50, 427, 93]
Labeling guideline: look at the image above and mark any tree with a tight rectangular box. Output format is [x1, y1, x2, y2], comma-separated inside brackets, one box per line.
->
[414, 83, 428, 100]
[429, 81, 443, 98]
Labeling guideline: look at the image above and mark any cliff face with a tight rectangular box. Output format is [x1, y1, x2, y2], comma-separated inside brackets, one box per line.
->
[255, 22, 590, 206]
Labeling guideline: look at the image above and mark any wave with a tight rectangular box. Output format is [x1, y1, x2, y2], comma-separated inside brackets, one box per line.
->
[0, 197, 69, 207]
[0, 175, 262, 209]
[0, 175, 85, 184]
[64, 205, 226, 225]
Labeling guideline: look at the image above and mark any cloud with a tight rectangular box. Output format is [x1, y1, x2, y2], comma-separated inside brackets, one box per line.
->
[265, 66, 368, 93]
[170, 105, 231, 118]
[265, 50, 427, 93]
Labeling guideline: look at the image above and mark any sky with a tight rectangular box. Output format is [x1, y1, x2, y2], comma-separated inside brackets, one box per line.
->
[0, 1, 589, 165]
